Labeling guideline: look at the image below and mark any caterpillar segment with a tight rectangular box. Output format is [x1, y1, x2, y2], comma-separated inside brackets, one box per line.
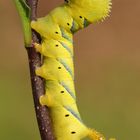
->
[31, 0, 112, 139]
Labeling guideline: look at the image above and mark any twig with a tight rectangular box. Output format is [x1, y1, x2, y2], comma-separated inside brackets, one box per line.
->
[25, 0, 55, 140]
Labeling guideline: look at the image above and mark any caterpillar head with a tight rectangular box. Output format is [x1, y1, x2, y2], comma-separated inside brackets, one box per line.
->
[67, 0, 112, 23]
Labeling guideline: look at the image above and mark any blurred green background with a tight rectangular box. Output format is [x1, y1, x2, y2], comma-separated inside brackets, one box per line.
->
[0, 0, 140, 139]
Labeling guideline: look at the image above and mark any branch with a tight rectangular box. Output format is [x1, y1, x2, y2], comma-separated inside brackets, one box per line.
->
[14, 0, 55, 140]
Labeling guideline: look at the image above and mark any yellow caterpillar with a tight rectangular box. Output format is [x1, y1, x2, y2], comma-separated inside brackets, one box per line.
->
[31, 0, 112, 139]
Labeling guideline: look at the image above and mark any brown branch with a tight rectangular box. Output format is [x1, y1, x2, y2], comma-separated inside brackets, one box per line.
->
[25, 0, 55, 140]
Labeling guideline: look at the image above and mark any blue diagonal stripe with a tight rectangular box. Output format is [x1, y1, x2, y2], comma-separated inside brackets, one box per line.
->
[70, 19, 79, 33]
[64, 106, 83, 123]
[60, 81, 76, 100]
[60, 27, 73, 43]
[58, 58, 74, 80]
[59, 41, 73, 57]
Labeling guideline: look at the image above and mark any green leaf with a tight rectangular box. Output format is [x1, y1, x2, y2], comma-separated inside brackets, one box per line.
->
[14, 0, 32, 47]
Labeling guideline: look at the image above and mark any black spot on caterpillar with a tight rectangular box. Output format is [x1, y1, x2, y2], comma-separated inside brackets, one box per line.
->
[65, 114, 70, 117]
[71, 131, 76, 134]
[31, 0, 112, 139]
[61, 91, 65, 93]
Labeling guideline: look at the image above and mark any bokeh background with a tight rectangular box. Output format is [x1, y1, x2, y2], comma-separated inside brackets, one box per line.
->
[0, 0, 140, 139]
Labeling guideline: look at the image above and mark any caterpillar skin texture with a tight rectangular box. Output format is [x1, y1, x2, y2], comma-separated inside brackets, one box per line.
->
[31, 0, 111, 140]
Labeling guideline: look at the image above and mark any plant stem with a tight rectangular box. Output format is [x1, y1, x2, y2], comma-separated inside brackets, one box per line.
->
[25, 0, 55, 140]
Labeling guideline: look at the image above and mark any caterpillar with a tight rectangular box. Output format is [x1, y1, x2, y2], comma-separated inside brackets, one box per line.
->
[31, 0, 112, 140]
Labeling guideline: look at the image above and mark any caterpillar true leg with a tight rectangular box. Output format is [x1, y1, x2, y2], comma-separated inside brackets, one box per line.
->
[34, 42, 42, 53]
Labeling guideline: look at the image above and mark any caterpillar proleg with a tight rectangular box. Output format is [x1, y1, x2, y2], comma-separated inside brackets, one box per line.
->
[31, 0, 112, 139]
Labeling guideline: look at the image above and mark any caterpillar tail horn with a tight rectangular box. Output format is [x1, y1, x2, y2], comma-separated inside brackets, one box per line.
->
[88, 128, 105, 140]
[88, 128, 116, 140]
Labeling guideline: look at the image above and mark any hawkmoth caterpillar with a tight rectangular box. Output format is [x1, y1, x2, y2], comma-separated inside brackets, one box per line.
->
[31, 0, 112, 139]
